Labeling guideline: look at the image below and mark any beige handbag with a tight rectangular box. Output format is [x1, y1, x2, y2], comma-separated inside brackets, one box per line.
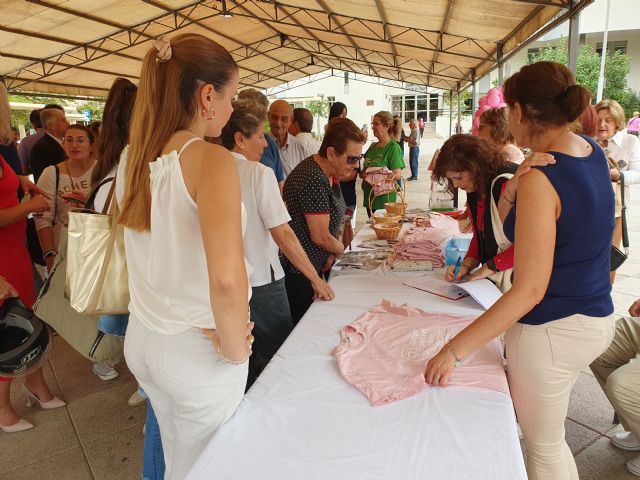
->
[34, 227, 124, 364]
[488, 173, 515, 293]
[66, 179, 130, 314]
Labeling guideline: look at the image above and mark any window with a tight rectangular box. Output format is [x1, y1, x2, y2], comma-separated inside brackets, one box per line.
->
[391, 96, 402, 116]
[404, 96, 416, 112]
[327, 96, 336, 109]
[417, 95, 428, 111]
[392, 93, 441, 125]
[527, 47, 540, 63]
[596, 40, 627, 56]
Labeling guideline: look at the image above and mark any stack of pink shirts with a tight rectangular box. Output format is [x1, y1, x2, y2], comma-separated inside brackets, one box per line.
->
[390, 213, 460, 268]
[333, 300, 510, 406]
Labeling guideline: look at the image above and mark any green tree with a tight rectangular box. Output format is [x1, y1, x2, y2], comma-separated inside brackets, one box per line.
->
[527, 40, 638, 118]
[306, 95, 329, 138]
[76, 100, 105, 122]
[8, 94, 70, 131]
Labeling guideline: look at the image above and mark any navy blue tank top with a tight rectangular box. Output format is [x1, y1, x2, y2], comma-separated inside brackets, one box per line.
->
[503, 135, 614, 325]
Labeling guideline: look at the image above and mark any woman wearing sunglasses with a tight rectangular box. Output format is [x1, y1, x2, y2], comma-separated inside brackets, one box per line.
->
[282, 117, 366, 324]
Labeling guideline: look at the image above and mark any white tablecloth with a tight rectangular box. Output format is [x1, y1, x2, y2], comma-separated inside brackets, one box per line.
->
[187, 273, 526, 480]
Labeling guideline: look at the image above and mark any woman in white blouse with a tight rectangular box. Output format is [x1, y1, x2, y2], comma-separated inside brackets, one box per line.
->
[220, 98, 334, 371]
[35, 124, 95, 272]
[595, 99, 640, 280]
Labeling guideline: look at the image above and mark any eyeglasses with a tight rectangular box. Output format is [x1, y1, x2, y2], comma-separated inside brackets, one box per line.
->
[339, 152, 364, 164]
[63, 136, 88, 145]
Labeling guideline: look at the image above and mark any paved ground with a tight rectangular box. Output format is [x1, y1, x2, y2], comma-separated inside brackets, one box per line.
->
[2, 136, 639, 479]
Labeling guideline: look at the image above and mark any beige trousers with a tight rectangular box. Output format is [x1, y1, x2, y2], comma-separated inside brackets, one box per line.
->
[505, 314, 615, 480]
[590, 316, 640, 441]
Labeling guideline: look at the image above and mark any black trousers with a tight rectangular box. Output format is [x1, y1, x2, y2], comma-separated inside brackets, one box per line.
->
[284, 270, 318, 326]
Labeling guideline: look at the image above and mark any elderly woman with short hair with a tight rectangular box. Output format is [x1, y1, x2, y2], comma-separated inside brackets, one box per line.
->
[220, 98, 334, 365]
[283, 118, 366, 324]
[595, 99, 640, 280]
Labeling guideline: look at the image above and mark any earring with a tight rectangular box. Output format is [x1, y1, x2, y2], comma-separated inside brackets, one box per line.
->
[202, 108, 216, 120]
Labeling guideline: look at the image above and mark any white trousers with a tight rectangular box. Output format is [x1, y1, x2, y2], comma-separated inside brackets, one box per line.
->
[125, 319, 248, 480]
[505, 313, 615, 480]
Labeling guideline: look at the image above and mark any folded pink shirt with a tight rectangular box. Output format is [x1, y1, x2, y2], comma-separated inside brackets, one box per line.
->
[333, 300, 510, 406]
[390, 213, 460, 267]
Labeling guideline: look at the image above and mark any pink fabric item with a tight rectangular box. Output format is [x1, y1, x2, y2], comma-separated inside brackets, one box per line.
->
[502, 143, 524, 165]
[364, 167, 396, 196]
[333, 300, 510, 406]
[390, 213, 460, 268]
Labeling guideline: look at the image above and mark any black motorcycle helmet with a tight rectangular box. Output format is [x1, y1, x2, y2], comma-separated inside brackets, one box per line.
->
[0, 298, 51, 378]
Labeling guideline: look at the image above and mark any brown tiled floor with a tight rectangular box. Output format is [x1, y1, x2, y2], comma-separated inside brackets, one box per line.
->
[2, 137, 639, 479]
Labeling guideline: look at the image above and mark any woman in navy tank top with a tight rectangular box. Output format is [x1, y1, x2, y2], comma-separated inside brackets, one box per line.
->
[425, 61, 616, 480]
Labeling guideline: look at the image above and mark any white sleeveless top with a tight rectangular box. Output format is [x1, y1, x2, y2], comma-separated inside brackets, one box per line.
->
[116, 138, 252, 335]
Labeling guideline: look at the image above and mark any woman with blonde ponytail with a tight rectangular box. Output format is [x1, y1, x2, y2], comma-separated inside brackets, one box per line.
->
[116, 34, 253, 479]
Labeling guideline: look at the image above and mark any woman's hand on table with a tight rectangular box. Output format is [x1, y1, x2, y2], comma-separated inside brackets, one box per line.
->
[445, 264, 470, 283]
[469, 264, 494, 281]
[201, 322, 255, 363]
[424, 344, 456, 387]
[311, 278, 335, 301]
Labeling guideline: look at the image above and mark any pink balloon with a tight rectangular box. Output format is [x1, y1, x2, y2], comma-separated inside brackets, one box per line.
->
[487, 93, 501, 108]
[488, 87, 501, 97]
[479, 97, 488, 107]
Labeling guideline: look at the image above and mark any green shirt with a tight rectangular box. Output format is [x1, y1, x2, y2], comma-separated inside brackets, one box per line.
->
[362, 141, 405, 211]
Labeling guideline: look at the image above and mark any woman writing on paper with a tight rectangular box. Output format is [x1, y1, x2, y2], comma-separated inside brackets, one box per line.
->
[433, 135, 517, 292]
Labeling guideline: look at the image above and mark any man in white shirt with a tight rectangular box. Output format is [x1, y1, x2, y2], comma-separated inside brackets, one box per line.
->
[290, 107, 321, 157]
[268, 100, 308, 177]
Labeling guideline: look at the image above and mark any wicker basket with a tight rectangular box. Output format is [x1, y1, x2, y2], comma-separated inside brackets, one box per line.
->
[368, 173, 406, 218]
[373, 223, 402, 240]
[371, 213, 402, 225]
[384, 201, 406, 215]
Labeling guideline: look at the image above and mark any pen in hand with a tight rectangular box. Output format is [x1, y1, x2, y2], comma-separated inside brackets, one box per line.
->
[453, 256, 462, 284]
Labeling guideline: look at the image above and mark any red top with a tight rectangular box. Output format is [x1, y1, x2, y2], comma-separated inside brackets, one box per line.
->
[465, 182, 514, 271]
[0, 155, 36, 307]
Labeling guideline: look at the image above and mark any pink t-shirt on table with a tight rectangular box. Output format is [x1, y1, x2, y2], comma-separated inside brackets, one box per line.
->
[333, 300, 509, 406]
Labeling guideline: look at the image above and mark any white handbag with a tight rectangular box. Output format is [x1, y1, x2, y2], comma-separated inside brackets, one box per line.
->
[66, 179, 129, 315]
[488, 173, 515, 293]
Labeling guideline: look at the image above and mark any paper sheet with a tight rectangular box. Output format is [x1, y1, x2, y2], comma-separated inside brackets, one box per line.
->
[457, 279, 503, 310]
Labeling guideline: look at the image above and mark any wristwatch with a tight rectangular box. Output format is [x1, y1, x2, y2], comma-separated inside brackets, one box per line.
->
[43, 249, 58, 259]
[447, 341, 462, 368]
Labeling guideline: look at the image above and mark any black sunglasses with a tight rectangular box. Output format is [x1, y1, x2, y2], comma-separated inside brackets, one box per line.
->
[338, 152, 364, 164]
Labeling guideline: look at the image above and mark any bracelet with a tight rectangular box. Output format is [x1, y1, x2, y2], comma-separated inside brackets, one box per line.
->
[447, 341, 463, 368]
[217, 346, 251, 365]
[43, 249, 58, 259]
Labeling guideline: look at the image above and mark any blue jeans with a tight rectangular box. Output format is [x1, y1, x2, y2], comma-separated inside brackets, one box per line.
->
[249, 277, 294, 363]
[98, 313, 129, 337]
[409, 146, 420, 178]
[142, 400, 165, 480]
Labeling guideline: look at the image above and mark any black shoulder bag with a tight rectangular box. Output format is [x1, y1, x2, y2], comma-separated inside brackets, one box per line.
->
[611, 172, 629, 271]
[26, 165, 59, 266]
